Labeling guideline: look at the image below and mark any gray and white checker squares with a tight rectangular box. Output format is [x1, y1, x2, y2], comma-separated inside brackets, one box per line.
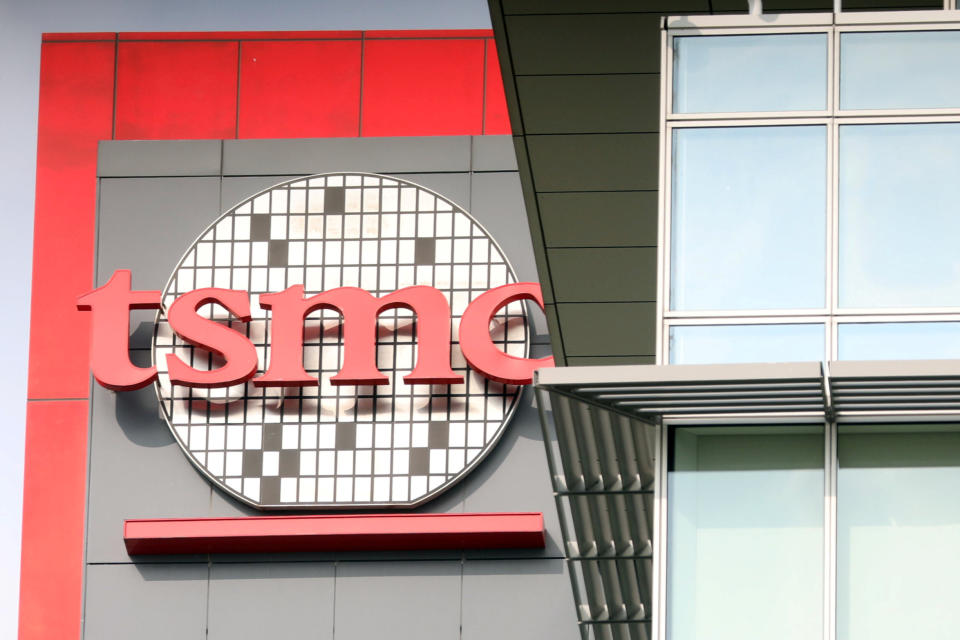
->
[151, 173, 530, 508]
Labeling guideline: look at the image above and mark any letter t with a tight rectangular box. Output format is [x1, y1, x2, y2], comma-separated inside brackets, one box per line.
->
[76, 269, 161, 391]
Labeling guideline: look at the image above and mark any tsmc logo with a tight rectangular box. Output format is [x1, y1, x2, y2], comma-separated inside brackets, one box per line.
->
[78, 273, 550, 390]
[77, 173, 551, 509]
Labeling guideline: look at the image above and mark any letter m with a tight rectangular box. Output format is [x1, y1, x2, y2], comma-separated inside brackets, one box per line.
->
[255, 285, 463, 387]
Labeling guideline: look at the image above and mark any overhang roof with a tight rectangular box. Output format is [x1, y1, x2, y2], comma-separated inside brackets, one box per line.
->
[533, 359, 960, 639]
[536, 360, 960, 423]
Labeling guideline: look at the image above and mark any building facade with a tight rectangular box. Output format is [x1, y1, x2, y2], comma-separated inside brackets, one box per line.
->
[20, 2, 960, 640]
[490, 2, 960, 639]
[21, 28, 576, 640]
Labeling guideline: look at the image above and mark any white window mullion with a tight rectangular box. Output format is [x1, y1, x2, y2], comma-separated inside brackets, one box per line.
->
[653, 419, 669, 640]
[825, 418, 839, 640]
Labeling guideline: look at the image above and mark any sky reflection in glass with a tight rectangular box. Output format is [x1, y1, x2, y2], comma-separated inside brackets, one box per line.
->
[674, 34, 827, 113]
[839, 428, 960, 640]
[841, 31, 960, 110]
[838, 322, 960, 360]
[839, 124, 960, 309]
[670, 324, 825, 364]
[669, 427, 823, 640]
[672, 126, 826, 311]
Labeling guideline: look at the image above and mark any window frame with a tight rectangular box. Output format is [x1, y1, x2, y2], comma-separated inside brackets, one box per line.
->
[658, 15, 960, 367]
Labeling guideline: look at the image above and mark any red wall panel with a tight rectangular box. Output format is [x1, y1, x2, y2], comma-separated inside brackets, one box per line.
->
[238, 40, 362, 139]
[484, 40, 511, 135]
[41, 33, 115, 42]
[29, 41, 115, 400]
[361, 38, 485, 137]
[365, 29, 493, 39]
[118, 31, 361, 41]
[115, 41, 239, 140]
[18, 401, 89, 640]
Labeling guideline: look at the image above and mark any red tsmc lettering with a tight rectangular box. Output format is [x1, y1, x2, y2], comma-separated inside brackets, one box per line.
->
[257, 285, 461, 387]
[76, 270, 161, 391]
[77, 270, 554, 391]
[458, 283, 553, 385]
[164, 288, 259, 388]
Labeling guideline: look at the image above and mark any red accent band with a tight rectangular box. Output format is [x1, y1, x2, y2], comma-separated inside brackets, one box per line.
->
[124, 512, 545, 555]
[118, 30, 363, 41]
[41, 33, 116, 42]
[29, 40, 115, 400]
[364, 29, 493, 39]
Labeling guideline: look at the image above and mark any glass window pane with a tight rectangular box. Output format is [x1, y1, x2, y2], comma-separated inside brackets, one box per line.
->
[838, 426, 960, 640]
[839, 124, 960, 309]
[674, 34, 828, 113]
[669, 324, 825, 364]
[839, 322, 960, 360]
[841, 31, 960, 110]
[671, 126, 826, 311]
[668, 426, 824, 640]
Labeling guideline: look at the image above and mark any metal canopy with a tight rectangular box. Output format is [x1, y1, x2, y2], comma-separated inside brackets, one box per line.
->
[830, 359, 960, 416]
[537, 360, 960, 423]
[534, 360, 960, 640]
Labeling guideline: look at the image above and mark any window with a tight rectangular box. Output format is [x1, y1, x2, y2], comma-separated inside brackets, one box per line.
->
[671, 125, 826, 312]
[670, 323, 824, 365]
[662, 420, 960, 640]
[673, 33, 828, 113]
[837, 425, 960, 640]
[661, 18, 960, 366]
[657, 13, 960, 640]
[668, 426, 824, 640]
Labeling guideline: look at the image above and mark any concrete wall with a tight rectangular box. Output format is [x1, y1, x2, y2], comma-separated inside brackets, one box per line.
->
[83, 136, 577, 640]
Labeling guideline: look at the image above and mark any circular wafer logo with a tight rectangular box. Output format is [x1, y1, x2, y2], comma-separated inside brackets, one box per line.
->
[151, 173, 530, 508]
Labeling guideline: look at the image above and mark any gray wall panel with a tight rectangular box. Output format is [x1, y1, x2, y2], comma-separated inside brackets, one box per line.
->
[96, 177, 222, 289]
[222, 137, 472, 176]
[557, 302, 657, 357]
[539, 191, 658, 248]
[86, 379, 215, 564]
[334, 561, 462, 640]
[525, 134, 659, 193]
[471, 135, 519, 172]
[461, 559, 580, 640]
[491, 2, 666, 362]
[84, 563, 207, 640]
[517, 75, 660, 135]
[505, 14, 661, 75]
[208, 563, 335, 640]
[98, 140, 222, 178]
[548, 247, 657, 303]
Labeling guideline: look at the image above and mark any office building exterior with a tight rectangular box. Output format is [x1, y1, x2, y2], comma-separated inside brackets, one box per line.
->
[19, 2, 960, 640]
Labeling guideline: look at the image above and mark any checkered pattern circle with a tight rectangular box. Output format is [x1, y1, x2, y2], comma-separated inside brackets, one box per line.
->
[151, 173, 529, 508]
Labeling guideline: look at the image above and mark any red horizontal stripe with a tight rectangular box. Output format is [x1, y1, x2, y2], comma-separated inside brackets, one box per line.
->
[42, 33, 116, 42]
[364, 29, 493, 39]
[118, 30, 363, 41]
[124, 512, 544, 555]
